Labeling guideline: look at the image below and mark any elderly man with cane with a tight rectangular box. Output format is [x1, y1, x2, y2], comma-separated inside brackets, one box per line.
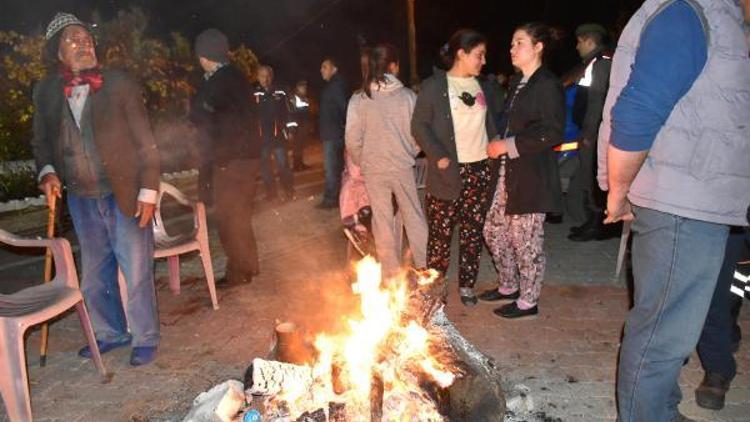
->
[31, 12, 161, 366]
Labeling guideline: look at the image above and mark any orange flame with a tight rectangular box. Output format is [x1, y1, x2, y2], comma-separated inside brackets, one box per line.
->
[268, 256, 456, 420]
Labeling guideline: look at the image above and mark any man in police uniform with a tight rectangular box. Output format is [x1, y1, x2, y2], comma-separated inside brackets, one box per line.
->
[566, 23, 612, 241]
[288, 80, 311, 171]
[253, 65, 295, 201]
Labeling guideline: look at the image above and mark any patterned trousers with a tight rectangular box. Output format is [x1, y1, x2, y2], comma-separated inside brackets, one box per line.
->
[426, 160, 491, 288]
[483, 162, 546, 306]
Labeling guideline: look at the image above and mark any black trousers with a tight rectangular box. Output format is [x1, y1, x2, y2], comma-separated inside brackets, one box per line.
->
[565, 143, 604, 224]
[697, 227, 748, 379]
[291, 122, 308, 168]
[213, 159, 260, 277]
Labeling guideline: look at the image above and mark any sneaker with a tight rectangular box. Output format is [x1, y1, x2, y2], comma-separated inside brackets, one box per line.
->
[459, 287, 478, 307]
[695, 372, 731, 410]
[478, 288, 520, 303]
[493, 302, 538, 319]
[78, 337, 131, 358]
[130, 346, 158, 366]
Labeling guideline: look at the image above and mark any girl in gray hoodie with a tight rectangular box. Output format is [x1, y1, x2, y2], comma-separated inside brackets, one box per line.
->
[345, 44, 427, 278]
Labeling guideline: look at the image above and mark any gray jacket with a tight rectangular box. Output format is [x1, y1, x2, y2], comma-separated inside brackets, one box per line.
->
[411, 69, 500, 201]
[345, 74, 419, 175]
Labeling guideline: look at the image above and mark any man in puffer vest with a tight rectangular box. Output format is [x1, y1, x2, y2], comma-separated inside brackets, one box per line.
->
[600, 0, 750, 420]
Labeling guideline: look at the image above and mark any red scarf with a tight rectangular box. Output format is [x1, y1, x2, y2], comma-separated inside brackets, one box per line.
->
[60, 66, 104, 97]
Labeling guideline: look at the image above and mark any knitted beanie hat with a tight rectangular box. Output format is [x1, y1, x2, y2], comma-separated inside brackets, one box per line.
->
[45, 12, 88, 40]
[195, 28, 230, 63]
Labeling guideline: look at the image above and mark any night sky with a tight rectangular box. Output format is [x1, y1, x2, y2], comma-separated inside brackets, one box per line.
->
[0, 0, 643, 89]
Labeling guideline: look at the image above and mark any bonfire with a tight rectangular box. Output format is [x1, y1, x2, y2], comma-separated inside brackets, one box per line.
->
[240, 257, 505, 422]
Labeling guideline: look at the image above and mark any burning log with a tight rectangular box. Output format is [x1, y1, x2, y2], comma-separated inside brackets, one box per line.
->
[328, 402, 346, 422]
[295, 408, 326, 422]
[369, 372, 384, 422]
[230, 258, 504, 421]
[331, 362, 347, 395]
[405, 270, 449, 326]
[431, 309, 506, 421]
[244, 358, 313, 396]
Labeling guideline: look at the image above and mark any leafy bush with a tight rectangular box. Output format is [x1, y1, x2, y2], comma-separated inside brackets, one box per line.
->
[0, 168, 38, 202]
[0, 7, 260, 163]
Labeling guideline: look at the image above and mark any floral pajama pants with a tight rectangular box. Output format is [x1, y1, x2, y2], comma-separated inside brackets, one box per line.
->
[426, 160, 491, 289]
[483, 162, 546, 306]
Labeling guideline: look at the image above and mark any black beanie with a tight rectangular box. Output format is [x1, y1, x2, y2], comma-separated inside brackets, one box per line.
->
[195, 28, 229, 63]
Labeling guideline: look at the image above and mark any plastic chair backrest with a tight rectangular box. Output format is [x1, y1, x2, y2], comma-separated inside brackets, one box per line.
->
[0, 228, 78, 291]
[153, 182, 198, 245]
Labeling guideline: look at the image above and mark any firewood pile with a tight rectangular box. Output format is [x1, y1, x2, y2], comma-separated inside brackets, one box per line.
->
[183, 260, 505, 422]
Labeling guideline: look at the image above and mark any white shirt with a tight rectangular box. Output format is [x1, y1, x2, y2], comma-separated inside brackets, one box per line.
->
[447, 76, 489, 163]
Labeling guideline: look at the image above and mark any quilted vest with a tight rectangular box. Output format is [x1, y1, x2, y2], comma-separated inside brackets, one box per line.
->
[597, 0, 750, 225]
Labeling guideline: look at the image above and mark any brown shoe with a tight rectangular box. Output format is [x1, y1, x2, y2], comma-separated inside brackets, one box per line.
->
[695, 372, 731, 410]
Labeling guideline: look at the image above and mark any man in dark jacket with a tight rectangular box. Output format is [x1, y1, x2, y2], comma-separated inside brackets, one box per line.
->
[566, 23, 612, 241]
[318, 57, 349, 209]
[190, 28, 263, 284]
[253, 65, 294, 201]
[32, 12, 160, 366]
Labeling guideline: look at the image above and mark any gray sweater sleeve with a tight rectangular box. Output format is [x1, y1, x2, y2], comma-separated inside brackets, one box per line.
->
[345, 94, 365, 166]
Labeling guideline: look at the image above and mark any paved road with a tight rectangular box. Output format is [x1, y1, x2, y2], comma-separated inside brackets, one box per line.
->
[0, 162, 747, 421]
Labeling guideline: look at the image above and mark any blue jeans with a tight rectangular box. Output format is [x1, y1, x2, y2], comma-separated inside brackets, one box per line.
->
[67, 193, 159, 347]
[617, 206, 729, 421]
[696, 227, 748, 379]
[322, 138, 344, 205]
[260, 144, 294, 196]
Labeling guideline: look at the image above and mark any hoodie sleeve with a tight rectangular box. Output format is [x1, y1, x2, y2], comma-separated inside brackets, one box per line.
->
[345, 94, 365, 166]
[401, 88, 420, 157]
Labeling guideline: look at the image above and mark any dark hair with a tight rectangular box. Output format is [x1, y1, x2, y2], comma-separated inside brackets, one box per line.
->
[362, 43, 399, 98]
[321, 56, 339, 69]
[575, 23, 608, 47]
[440, 29, 487, 70]
[577, 31, 605, 47]
[515, 22, 563, 62]
[359, 47, 372, 81]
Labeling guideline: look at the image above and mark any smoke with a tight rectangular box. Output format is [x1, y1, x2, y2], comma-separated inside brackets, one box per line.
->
[152, 117, 201, 173]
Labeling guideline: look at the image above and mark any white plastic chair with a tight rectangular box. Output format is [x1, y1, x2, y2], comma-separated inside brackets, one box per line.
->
[0, 228, 106, 421]
[118, 181, 218, 313]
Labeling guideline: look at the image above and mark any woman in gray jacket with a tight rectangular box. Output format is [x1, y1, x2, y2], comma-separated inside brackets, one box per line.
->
[345, 44, 427, 278]
[411, 29, 501, 306]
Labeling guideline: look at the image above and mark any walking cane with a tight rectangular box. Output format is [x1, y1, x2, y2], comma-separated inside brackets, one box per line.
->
[39, 191, 58, 367]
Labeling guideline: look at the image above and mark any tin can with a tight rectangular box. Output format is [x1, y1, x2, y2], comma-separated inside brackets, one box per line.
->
[243, 409, 261, 422]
